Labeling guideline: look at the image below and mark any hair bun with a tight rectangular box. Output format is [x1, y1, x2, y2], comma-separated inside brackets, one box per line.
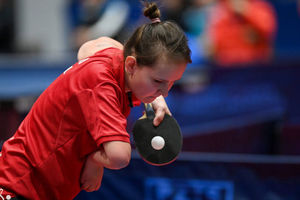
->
[143, 2, 161, 20]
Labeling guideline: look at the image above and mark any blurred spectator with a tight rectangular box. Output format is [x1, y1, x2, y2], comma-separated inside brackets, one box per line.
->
[183, 0, 216, 38]
[205, 0, 277, 67]
[160, 0, 188, 31]
[69, 0, 130, 50]
[0, 0, 15, 53]
[182, 0, 217, 63]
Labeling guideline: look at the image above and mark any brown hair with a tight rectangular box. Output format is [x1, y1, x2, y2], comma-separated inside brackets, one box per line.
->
[124, 1, 192, 67]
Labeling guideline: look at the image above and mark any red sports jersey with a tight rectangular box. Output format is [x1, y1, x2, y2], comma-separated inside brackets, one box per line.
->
[0, 47, 140, 200]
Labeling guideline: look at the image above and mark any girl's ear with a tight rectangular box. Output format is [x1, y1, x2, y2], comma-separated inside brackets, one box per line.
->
[125, 56, 137, 75]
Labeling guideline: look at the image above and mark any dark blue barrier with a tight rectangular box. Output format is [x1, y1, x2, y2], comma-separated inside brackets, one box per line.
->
[75, 153, 300, 200]
[0, 57, 74, 99]
[0, 67, 63, 99]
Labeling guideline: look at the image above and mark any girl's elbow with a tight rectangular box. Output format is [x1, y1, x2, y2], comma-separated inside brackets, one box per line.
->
[108, 152, 131, 170]
[104, 141, 132, 170]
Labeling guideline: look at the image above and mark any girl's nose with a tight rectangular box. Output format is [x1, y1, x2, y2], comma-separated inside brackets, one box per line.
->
[159, 83, 170, 97]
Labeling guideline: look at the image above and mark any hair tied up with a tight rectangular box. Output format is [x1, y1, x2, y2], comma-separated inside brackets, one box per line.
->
[151, 18, 161, 23]
[143, 1, 161, 21]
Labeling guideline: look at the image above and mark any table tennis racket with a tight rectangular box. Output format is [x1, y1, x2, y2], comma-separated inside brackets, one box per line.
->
[132, 104, 182, 166]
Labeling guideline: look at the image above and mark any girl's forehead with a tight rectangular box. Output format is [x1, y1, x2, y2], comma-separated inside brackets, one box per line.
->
[149, 60, 187, 80]
[154, 59, 186, 71]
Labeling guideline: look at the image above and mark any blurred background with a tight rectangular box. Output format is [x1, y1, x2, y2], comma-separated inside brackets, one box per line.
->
[1, 0, 300, 199]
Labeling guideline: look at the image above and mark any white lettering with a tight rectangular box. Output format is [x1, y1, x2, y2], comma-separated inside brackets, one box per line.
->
[78, 58, 89, 65]
[63, 66, 73, 74]
[0, 188, 4, 200]
[63, 58, 90, 75]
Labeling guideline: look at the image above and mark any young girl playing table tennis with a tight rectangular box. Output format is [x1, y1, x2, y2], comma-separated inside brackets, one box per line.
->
[0, 2, 191, 200]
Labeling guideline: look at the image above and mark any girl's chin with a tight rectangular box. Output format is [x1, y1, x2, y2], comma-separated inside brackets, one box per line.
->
[142, 96, 157, 103]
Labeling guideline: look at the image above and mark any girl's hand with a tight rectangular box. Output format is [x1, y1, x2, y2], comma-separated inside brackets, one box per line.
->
[80, 152, 104, 192]
[151, 95, 172, 126]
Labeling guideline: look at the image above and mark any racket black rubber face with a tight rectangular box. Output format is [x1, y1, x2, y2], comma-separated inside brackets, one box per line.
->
[132, 114, 182, 166]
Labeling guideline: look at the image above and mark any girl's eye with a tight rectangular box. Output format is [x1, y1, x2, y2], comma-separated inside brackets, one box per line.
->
[154, 79, 163, 84]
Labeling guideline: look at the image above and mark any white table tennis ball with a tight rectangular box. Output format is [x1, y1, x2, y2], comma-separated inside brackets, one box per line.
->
[151, 136, 165, 150]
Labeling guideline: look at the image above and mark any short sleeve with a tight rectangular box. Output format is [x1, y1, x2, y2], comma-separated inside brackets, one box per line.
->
[75, 81, 130, 147]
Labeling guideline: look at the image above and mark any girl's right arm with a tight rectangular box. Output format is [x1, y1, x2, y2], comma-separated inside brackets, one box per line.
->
[90, 141, 131, 170]
[80, 141, 131, 192]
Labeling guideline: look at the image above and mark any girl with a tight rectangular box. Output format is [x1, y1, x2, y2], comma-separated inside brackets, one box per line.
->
[0, 2, 191, 200]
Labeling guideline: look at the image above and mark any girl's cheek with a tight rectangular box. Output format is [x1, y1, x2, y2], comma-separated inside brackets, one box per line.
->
[168, 82, 174, 90]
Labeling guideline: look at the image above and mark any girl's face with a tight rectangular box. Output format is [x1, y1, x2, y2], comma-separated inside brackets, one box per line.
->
[125, 56, 187, 103]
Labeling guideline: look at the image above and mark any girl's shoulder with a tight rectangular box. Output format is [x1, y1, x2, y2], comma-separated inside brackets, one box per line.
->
[77, 37, 123, 60]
